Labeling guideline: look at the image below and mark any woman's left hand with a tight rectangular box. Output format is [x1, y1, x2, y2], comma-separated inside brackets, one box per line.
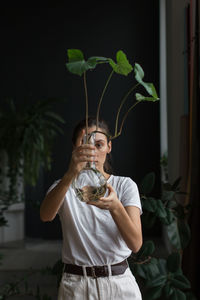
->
[87, 184, 121, 211]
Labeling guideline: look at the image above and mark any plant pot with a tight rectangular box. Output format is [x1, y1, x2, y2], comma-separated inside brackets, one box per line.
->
[0, 202, 25, 244]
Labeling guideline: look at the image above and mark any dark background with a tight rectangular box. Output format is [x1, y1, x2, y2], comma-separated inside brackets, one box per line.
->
[0, 2, 160, 239]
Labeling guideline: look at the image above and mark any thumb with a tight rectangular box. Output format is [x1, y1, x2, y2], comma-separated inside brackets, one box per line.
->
[77, 129, 86, 146]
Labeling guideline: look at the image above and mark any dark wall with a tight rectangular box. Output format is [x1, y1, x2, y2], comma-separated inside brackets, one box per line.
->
[0, 2, 160, 239]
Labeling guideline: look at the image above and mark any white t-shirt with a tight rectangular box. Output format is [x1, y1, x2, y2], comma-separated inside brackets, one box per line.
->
[47, 175, 142, 267]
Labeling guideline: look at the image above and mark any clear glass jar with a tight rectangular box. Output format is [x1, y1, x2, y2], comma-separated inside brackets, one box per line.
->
[72, 132, 107, 202]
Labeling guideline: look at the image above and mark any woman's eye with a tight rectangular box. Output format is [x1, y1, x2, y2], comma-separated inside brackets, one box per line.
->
[96, 143, 102, 149]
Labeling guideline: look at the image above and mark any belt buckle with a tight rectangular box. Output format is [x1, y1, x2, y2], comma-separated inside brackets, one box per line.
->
[91, 266, 97, 278]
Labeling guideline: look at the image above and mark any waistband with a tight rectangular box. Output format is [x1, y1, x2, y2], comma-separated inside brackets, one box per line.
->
[64, 259, 128, 278]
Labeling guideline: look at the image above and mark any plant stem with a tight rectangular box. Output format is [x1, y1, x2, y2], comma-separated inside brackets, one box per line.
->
[114, 83, 139, 136]
[111, 101, 140, 140]
[96, 69, 114, 130]
[83, 72, 89, 143]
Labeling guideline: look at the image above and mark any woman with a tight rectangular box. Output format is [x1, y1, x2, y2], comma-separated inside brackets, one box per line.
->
[40, 117, 143, 300]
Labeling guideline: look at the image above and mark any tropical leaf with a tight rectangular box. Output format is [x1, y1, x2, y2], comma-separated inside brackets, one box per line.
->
[109, 50, 133, 75]
[66, 49, 108, 76]
[134, 63, 159, 100]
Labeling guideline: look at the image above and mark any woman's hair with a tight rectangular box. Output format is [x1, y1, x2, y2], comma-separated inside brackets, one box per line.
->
[72, 116, 113, 174]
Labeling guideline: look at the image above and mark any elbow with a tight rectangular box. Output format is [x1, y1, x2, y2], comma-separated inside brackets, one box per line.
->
[129, 238, 143, 253]
[40, 209, 55, 223]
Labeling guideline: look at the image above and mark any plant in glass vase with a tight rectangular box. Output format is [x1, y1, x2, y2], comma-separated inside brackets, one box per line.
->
[66, 49, 159, 202]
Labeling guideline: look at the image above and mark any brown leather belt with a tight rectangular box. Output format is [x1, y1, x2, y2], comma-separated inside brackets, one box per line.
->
[64, 259, 128, 278]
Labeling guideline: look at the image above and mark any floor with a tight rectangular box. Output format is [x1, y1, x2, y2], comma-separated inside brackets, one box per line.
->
[0, 239, 62, 299]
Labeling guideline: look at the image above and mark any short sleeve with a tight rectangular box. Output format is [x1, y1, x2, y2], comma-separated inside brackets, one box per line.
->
[46, 180, 61, 195]
[121, 177, 142, 214]
[45, 179, 63, 215]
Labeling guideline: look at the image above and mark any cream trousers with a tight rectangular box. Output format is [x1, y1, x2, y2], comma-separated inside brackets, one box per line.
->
[58, 267, 142, 300]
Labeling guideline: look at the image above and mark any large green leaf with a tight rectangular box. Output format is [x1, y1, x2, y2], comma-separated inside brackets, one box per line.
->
[160, 208, 175, 225]
[109, 50, 133, 75]
[137, 240, 155, 258]
[156, 199, 167, 218]
[66, 49, 108, 76]
[142, 197, 157, 213]
[166, 220, 181, 250]
[134, 63, 159, 100]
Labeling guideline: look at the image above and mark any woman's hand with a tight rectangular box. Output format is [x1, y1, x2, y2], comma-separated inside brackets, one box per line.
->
[87, 184, 121, 211]
[67, 130, 97, 178]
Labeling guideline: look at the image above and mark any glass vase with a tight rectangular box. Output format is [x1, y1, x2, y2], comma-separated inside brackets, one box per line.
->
[72, 132, 107, 202]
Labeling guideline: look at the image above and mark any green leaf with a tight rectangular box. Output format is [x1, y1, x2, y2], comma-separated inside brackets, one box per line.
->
[140, 172, 155, 194]
[138, 240, 155, 257]
[156, 199, 167, 218]
[133, 263, 147, 279]
[162, 190, 175, 202]
[142, 197, 157, 213]
[134, 63, 159, 100]
[166, 220, 181, 250]
[163, 282, 174, 297]
[170, 288, 187, 300]
[167, 252, 181, 273]
[66, 49, 109, 76]
[160, 208, 175, 225]
[67, 49, 84, 62]
[172, 177, 182, 191]
[146, 258, 160, 278]
[135, 93, 159, 102]
[87, 56, 108, 68]
[108, 50, 133, 75]
[146, 274, 167, 288]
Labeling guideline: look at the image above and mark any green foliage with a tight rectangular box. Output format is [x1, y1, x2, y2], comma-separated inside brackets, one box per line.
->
[66, 49, 159, 140]
[109, 50, 133, 75]
[129, 163, 197, 300]
[0, 98, 65, 207]
[66, 49, 108, 76]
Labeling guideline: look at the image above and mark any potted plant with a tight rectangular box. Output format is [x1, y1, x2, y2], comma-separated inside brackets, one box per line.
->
[128, 168, 196, 299]
[0, 98, 65, 244]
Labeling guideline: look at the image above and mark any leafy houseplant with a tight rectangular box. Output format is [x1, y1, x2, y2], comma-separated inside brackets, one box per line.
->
[128, 169, 196, 300]
[0, 98, 65, 213]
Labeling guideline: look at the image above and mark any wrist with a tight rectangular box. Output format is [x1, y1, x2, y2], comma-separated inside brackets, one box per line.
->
[109, 200, 123, 214]
[62, 170, 76, 185]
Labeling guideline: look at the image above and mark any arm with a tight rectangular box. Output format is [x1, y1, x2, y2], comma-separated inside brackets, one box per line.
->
[87, 184, 143, 253]
[110, 203, 142, 253]
[40, 130, 97, 222]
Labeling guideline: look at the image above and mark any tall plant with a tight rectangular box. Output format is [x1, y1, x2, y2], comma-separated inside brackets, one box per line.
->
[128, 169, 196, 300]
[66, 49, 159, 141]
[0, 98, 65, 206]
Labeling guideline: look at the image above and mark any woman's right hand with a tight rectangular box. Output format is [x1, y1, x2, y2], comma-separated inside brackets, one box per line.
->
[67, 130, 97, 178]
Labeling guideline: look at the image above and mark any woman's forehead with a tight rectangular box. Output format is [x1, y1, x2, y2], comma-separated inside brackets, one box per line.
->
[88, 126, 107, 141]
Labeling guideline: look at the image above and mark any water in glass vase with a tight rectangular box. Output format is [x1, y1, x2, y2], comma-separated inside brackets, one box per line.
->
[72, 132, 107, 202]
